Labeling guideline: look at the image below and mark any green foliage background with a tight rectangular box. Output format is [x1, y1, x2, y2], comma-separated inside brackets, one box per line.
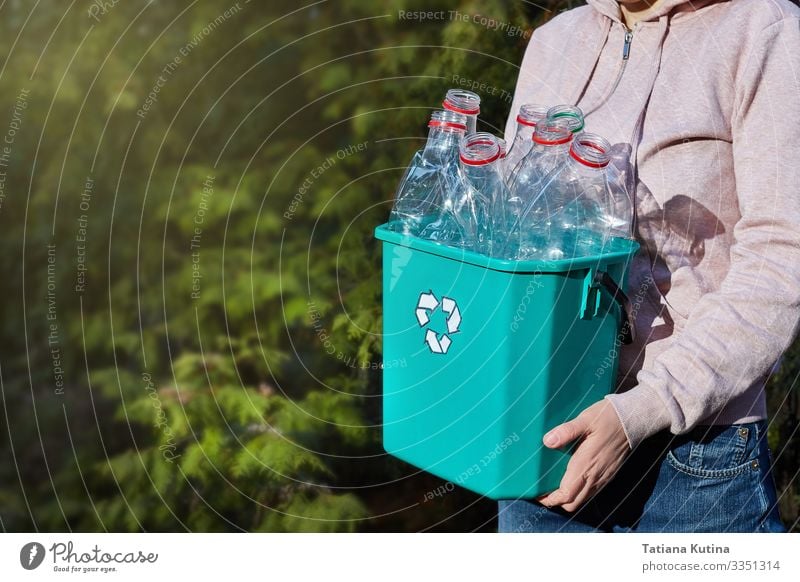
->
[0, 0, 796, 532]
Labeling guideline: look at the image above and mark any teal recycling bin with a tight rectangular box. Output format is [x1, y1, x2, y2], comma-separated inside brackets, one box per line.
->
[374, 223, 639, 500]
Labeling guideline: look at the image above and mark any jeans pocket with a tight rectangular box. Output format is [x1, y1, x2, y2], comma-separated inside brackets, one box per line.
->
[666, 423, 760, 479]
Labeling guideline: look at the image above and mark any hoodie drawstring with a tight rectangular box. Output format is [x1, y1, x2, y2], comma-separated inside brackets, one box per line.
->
[571, 16, 612, 108]
[629, 14, 669, 176]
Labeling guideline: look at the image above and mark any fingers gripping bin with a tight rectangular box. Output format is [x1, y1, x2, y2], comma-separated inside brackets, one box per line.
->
[374, 224, 639, 500]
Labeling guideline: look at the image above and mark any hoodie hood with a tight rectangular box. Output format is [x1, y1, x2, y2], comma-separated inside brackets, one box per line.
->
[586, 0, 711, 24]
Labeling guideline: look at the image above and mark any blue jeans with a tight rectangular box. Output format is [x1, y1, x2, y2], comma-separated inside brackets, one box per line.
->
[498, 421, 785, 532]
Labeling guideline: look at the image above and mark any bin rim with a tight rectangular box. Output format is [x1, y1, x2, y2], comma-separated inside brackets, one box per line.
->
[374, 223, 639, 274]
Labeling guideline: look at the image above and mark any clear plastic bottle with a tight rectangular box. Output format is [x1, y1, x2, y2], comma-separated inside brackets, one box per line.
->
[461, 133, 509, 256]
[389, 109, 467, 236]
[443, 89, 481, 135]
[503, 104, 549, 178]
[515, 132, 615, 260]
[503, 120, 573, 257]
[423, 133, 501, 254]
[603, 144, 635, 241]
[545, 104, 585, 134]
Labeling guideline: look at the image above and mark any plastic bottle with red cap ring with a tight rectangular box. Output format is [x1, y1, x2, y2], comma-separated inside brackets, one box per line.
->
[512, 132, 630, 260]
[389, 109, 467, 236]
[442, 89, 481, 135]
[504, 104, 549, 180]
[459, 133, 510, 256]
[422, 132, 504, 254]
[502, 119, 574, 258]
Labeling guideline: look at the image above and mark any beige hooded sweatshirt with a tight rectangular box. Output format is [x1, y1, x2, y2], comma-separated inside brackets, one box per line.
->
[505, 0, 800, 448]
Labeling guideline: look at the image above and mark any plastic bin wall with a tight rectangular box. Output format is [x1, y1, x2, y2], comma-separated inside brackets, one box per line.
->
[375, 224, 639, 499]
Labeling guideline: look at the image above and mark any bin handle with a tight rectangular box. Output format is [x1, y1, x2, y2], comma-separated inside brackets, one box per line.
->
[594, 271, 635, 345]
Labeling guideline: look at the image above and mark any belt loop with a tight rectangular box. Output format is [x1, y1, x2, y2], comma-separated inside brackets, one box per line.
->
[688, 442, 704, 469]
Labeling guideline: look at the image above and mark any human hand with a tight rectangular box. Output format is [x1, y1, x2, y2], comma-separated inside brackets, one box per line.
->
[536, 400, 630, 512]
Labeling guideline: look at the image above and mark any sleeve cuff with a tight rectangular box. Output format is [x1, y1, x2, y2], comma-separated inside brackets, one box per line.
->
[604, 384, 672, 449]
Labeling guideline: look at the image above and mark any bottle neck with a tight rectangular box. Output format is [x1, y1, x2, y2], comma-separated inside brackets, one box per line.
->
[514, 122, 536, 144]
[546, 105, 585, 133]
[517, 105, 548, 127]
[566, 155, 607, 178]
[459, 133, 502, 181]
[443, 91, 480, 134]
[423, 126, 463, 161]
[443, 90, 480, 116]
[568, 133, 611, 170]
[443, 109, 477, 134]
[462, 158, 501, 178]
[531, 122, 573, 154]
[531, 141, 572, 157]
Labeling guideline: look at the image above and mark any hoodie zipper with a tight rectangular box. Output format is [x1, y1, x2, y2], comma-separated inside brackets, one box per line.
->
[622, 28, 634, 60]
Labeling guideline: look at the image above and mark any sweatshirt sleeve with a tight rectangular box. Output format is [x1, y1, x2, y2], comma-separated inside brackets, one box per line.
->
[605, 17, 800, 449]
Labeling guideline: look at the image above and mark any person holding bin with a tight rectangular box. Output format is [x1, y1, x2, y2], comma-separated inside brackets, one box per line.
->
[499, 0, 800, 532]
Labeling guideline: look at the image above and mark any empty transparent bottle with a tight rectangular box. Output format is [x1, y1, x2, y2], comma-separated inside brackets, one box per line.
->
[389, 110, 467, 236]
[443, 89, 481, 134]
[503, 120, 573, 257]
[514, 132, 617, 260]
[603, 144, 635, 241]
[423, 133, 502, 254]
[508, 119, 573, 200]
[503, 104, 549, 179]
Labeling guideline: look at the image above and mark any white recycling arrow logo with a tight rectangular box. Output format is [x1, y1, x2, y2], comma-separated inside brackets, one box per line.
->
[415, 291, 439, 327]
[415, 290, 461, 354]
[441, 297, 461, 334]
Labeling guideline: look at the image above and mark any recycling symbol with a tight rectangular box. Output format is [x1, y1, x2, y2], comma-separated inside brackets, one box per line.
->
[415, 290, 461, 354]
